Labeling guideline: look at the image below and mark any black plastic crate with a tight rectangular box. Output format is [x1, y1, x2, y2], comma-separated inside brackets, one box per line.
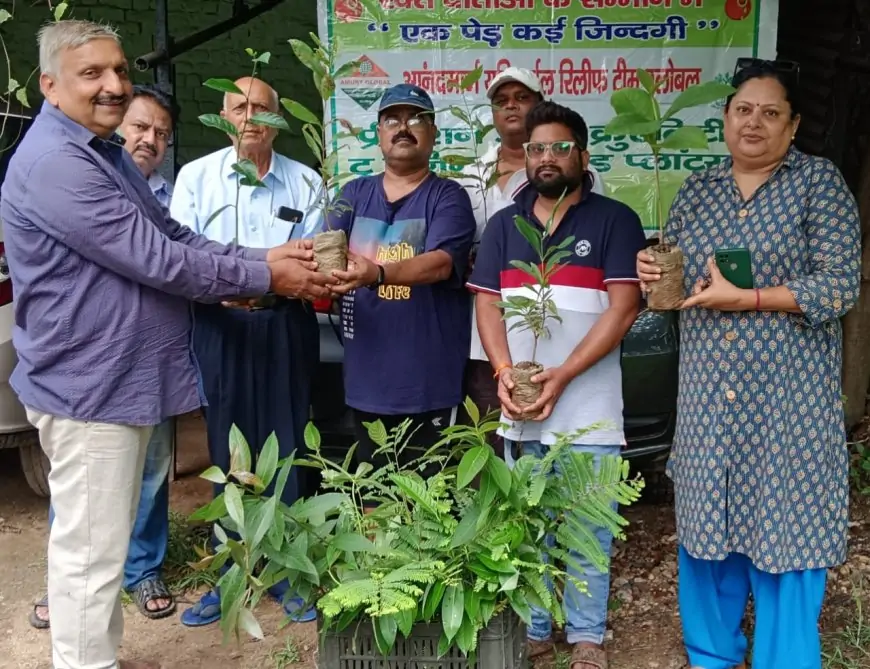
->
[317, 611, 527, 668]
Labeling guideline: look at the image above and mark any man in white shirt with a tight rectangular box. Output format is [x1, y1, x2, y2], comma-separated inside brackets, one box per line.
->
[170, 77, 322, 628]
[460, 68, 604, 452]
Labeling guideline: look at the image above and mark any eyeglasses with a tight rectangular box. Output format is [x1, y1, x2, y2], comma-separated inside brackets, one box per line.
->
[380, 116, 429, 130]
[523, 141, 578, 159]
[734, 58, 800, 83]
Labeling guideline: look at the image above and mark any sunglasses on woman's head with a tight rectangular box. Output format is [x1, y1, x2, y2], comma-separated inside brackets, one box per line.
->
[734, 57, 800, 84]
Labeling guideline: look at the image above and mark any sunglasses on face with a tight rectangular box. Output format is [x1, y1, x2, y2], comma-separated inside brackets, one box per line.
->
[734, 57, 800, 84]
[523, 141, 579, 159]
[380, 116, 429, 130]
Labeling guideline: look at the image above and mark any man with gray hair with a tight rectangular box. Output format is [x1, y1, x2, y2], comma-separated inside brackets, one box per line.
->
[0, 20, 334, 669]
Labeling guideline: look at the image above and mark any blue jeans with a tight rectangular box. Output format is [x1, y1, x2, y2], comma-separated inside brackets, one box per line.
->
[504, 440, 620, 645]
[678, 546, 827, 669]
[49, 419, 173, 591]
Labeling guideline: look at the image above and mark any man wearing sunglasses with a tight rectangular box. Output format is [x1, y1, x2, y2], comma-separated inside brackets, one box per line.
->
[468, 101, 645, 669]
[461, 68, 605, 450]
[324, 84, 476, 488]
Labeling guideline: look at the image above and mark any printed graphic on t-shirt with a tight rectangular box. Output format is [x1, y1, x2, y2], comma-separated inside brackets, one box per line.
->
[341, 215, 426, 338]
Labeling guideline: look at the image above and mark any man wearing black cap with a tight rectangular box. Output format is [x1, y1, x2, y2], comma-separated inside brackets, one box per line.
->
[325, 84, 476, 483]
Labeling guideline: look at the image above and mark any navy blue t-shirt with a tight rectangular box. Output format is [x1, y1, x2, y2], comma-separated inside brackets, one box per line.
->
[467, 183, 646, 444]
[327, 173, 475, 415]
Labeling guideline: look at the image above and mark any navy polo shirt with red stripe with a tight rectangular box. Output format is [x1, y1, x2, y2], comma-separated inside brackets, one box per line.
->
[467, 182, 646, 445]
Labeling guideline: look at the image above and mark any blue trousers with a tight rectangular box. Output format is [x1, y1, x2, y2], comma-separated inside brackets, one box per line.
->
[48, 419, 173, 591]
[193, 301, 317, 602]
[678, 546, 827, 669]
[505, 440, 620, 645]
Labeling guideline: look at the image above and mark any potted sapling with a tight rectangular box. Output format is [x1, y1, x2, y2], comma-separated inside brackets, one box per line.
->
[282, 34, 361, 276]
[496, 196, 575, 416]
[604, 69, 734, 310]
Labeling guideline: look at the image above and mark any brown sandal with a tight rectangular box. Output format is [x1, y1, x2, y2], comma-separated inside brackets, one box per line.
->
[528, 639, 555, 660]
[570, 643, 608, 669]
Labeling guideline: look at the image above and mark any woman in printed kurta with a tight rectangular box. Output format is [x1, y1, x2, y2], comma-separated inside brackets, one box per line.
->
[638, 61, 860, 669]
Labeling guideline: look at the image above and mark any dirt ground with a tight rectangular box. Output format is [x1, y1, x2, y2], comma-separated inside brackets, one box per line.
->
[1, 412, 868, 669]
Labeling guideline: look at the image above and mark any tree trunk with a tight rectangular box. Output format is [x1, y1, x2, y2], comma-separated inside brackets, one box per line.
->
[842, 142, 870, 429]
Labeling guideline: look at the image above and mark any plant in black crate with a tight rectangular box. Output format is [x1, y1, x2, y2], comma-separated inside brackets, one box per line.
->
[190, 401, 643, 666]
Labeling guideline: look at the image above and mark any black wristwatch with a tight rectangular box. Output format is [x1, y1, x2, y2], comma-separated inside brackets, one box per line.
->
[367, 264, 385, 290]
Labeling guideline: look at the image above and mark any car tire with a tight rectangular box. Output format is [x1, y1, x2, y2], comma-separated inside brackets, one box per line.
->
[14, 432, 50, 498]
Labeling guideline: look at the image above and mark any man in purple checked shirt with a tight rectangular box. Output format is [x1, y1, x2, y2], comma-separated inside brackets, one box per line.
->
[0, 20, 334, 669]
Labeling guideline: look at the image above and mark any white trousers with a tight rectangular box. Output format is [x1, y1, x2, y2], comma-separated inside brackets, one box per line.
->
[27, 408, 154, 669]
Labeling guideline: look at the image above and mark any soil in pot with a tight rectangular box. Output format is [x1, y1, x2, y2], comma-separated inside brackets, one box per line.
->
[645, 245, 684, 311]
[510, 361, 544, 417]
[314, 229, 348, 276]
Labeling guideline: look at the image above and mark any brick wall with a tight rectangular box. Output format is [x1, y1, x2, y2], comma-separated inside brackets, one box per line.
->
[4, 0, 322, 167]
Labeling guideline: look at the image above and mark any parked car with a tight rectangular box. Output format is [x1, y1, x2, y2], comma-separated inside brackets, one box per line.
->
[310, 281, 679, 470]
[0, 109, 49, 497]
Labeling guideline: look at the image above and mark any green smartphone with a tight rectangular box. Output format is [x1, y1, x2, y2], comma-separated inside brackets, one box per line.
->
[714, 248, 754, 289]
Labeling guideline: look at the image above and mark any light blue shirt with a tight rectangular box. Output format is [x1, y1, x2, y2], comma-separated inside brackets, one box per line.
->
[170, 146, 324, 246]
[148, 171, 173, 208]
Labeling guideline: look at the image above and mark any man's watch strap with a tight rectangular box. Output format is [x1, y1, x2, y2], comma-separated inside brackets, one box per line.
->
[367, 264, 385, 290]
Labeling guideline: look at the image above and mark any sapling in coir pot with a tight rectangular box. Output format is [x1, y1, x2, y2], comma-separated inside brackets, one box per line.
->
[282, 35, 361, 276]
[496, 194, 575, 416]
[604, 69, 733, 310]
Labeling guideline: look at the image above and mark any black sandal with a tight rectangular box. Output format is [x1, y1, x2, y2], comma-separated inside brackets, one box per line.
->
[29, 594, 50, 629]
[129, 577, 176, 620]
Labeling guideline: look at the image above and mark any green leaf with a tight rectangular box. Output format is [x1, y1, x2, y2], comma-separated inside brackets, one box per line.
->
[422, 581, 445, 620]
[203, 78, 244, 96]
[232, 159, 263, 187]
[281, 98, 320, 126]
[333, 533, 375, 553]
[513, 215, 542, 253]
[464, 589, 481, 622]
[199, 113, 239, 137]
[54, 3, 68, 21]
[508, 590, 532, 625]
[250, 496, 277, 546]
[604, 114, 662, 137]
[200, 466, 227, 485]
[437, 631, 452, 658]
[485, 455, 512, 495]
[201, 204, 233, 234]
[229, 425, 251, 473]
[637, 68, 657, 95]
[254, 432, 280, 489]
[303, 422, 321, 450]
[449, 504, 481, 548]
[375, 615, 398, 655]
[333, 59, 362, 80]
[248, 111, 290, 131]
[396, 607, 414, 637]
[0, 9, 11, 24]
[272, 454, 294, 505]
[189, 495, 227, 523]
[224, 484, 245, 538]
[253, 51, 271, 65]
[663, 81, 736, 120]
[609, 87, 655, 121]
[441, 154, 476, 167]
[455, 614, 477, 656]
[15, 87, 30, 109]
[5, 78, 19, 95]
[457, 446, 489, 489]
[365, 420, 388, 449]
[441, 584, 464, 642]
[660, 125, 710, 151]
[213, 523, 229, 545]
[288, 39, 321, 75]
[460, 64, 484, 91]
[238, 607, 264, 640]
[463, 396, 480, 426]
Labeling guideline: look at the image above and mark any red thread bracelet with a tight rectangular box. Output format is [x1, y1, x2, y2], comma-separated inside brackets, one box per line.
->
[755, 288, 761, 311]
